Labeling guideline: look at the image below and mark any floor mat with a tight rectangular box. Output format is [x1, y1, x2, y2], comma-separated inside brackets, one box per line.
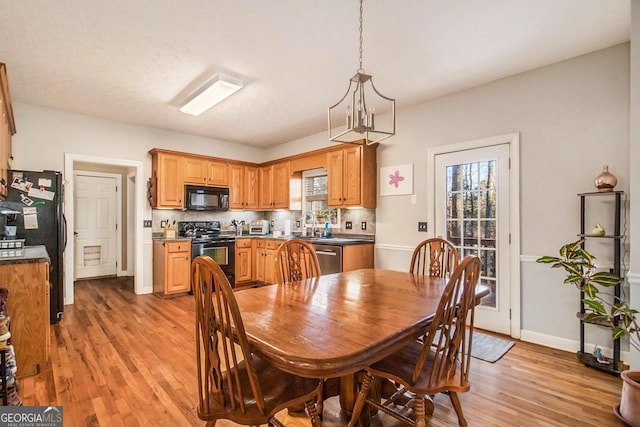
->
[471, 330, 515, 363]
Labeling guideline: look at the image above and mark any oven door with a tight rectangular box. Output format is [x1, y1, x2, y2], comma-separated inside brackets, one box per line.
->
[192, 241, 235, 286]
[194, 244, 229, 266]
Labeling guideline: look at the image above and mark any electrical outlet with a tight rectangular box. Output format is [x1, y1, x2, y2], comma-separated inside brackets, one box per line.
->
[418, 222, 428, 232]
[271, 220, 275, 228]
[296, 220, 301, 228]
[160, 220, 168, 228]
[361, 221, 367, 230]
[143, 220, 152, 228]
[345, 221, 352, 230]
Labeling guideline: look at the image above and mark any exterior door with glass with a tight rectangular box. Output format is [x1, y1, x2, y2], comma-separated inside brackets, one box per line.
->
[434, 143, 511, 334]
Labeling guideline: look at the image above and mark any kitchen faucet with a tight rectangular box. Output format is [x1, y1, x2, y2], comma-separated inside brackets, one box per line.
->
[302, 211, 317, 237]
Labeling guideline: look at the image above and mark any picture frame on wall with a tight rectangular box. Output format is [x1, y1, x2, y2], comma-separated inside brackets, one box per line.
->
[380, 164, 413, 196]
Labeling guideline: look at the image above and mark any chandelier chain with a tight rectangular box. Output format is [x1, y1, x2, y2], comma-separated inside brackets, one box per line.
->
[358, 0, 364, 73]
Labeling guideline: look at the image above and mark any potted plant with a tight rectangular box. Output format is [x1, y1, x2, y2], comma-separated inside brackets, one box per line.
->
[537, 240, 639, 425]
[316, 210, 328, 224]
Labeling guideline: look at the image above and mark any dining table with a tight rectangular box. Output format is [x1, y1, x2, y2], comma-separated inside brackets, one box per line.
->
[233, 268, 490, 412]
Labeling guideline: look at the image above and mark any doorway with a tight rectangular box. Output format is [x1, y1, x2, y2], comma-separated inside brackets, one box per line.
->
[428, 133, 520, 338]
[64, 153, 145, 305]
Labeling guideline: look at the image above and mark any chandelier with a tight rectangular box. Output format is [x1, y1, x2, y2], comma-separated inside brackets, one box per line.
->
[328, 0, 395, 145]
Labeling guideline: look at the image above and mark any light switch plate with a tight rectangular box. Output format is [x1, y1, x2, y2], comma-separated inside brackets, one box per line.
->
[143, 220, 152, 228]
[345, 221, 353, 230]
[361, 221, 367, 230]
[418, 222, 428, 232]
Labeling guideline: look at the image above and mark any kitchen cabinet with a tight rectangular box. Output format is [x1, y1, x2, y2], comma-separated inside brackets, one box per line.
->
[149, 150, 184, 209]
[342, 243, 375, 271]
[229, 164, 259, 210]
[0, 251, 50, 378]
[0, 63, 15, 200]
[259, 162, 290, 210]
[255, 239, 279, 284]
[235, 238, 253, 284]
[153, 240, 191, 296]
[327, 144, 377, 208]
[183, 156, 229, 187]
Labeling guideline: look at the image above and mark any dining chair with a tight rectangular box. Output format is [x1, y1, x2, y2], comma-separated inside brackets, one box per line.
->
[273, 238, 333, 415]
[192, 255, 323, 427]
[410, 238, 459, 278]
[275, 238, 321, 284]
[348, 256, 482, 427]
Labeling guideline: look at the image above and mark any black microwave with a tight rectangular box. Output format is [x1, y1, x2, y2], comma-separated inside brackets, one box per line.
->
[185, 185, 229, 211]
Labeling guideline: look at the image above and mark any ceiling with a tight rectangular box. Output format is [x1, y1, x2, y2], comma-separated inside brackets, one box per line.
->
[0, 0, 630, 149]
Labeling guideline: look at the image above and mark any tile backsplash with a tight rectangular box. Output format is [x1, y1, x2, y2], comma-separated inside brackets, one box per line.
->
[151, 208, 375, 236]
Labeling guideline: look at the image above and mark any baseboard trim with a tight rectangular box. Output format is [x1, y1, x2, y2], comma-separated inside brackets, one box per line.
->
[520, 329, 630, 364]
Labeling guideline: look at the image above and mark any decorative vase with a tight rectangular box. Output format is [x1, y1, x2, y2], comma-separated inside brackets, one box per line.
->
[616, 370, 640, 426]
[594, 165, 617, 192]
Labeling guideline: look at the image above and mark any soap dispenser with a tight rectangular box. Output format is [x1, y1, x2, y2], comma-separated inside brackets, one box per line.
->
[323, 222, 330, 238]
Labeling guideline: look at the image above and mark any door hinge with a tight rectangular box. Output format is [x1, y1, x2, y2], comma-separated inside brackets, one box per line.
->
[509, 158, 511, 169]
[509, 309, 512, 320]
[509, 233, 511, 244]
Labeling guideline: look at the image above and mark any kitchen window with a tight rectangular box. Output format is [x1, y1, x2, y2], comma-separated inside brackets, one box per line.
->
[302, 168, 339, 228]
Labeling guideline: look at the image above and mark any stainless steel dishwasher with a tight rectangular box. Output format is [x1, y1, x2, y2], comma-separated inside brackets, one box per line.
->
[312, 243, 342, 275]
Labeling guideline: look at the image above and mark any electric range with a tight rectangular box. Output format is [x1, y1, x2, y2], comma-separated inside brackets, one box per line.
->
[178, 221, 236, 286]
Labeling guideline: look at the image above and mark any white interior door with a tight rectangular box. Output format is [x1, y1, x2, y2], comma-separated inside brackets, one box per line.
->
[74, 173, 118, 279]
[434, 144, 511, 334]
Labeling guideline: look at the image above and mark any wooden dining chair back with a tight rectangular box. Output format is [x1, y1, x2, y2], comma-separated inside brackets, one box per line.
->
[349, 256, 481, 427]
[275, 238, 321, 284]
[192, 255, 322, 427]
[410, 238, 459, 278]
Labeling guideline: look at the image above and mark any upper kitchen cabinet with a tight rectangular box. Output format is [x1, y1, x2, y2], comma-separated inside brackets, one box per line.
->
[183, 155, 228, 187]
[327, 144, 377, 208]
[0, 63, 15, 199]
[259, 162, 290, 210]
[149, 149, 184, 209]
[229, 164, 259, 210]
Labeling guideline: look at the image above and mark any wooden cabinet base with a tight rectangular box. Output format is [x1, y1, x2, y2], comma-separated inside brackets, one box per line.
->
[153, 240, 191, 296]
[0, 261, 49, 378]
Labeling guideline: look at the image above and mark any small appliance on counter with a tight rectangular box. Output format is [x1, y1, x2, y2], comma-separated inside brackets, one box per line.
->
[249, 220, 269, 235]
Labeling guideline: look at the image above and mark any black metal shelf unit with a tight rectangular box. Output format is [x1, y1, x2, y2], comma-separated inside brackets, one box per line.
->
[577, 190, 626, 375]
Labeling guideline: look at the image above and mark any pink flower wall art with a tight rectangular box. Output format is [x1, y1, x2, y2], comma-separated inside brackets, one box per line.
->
[379, 164, 413, 196]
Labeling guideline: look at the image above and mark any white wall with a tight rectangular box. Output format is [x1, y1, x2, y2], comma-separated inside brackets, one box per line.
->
[268, 43, 632, 352]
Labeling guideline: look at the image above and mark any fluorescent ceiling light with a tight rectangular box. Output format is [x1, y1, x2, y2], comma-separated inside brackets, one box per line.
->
[179, 72, 243, 116]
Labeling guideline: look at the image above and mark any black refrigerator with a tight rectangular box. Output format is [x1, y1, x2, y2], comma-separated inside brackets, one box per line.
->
[6, 170, 65, 324]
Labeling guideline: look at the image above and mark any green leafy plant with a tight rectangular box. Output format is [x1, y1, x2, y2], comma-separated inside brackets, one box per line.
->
[537, 240, 639, 352]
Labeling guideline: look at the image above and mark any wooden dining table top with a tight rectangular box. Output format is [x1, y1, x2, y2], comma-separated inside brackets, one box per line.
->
[233, 268, 490, 379]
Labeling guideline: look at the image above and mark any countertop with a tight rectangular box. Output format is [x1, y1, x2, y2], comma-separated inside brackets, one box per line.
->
[237, 234, 375, 245]
[0, 245, 50, 265]
[152, 235, 192, 242]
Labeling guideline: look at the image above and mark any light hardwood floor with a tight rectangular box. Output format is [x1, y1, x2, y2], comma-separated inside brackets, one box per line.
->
[19, 277, 624, 426]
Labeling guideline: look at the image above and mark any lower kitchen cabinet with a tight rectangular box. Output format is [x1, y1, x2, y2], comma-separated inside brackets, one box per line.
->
[153, 240, 191, 296]
[255, 239, 280, 284]
[235, 238, 253, 285]
[0, 253, 50, 378]
[343, 244, 374, 271]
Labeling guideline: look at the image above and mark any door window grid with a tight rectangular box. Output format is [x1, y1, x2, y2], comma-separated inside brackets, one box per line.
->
[445, 160, 497, 308]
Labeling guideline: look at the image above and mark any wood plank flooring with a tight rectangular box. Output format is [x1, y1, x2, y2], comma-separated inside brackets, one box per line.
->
[19, 277, 625, 426]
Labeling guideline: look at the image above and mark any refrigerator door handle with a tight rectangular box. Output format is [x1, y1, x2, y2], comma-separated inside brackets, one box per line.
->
[62, 213, 68, 251]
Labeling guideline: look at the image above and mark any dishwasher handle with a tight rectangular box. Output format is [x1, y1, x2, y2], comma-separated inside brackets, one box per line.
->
[315, 250, 338, 256]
